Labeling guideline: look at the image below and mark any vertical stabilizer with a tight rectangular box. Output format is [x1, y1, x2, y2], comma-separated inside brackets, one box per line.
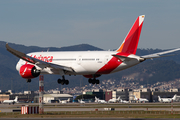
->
[14, 96, 18, 102]
[158, 96, 161, 102]
[116, 15, 145, 54]
[172, 94, 177, 101]
[134, 95, 137, 100]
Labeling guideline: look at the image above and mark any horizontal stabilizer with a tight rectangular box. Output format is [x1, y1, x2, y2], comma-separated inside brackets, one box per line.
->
[112, 54, 137, 61]
[141, 48, 180, 59]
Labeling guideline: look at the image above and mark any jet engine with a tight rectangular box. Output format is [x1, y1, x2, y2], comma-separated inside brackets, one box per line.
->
[19, 64, 40, 79]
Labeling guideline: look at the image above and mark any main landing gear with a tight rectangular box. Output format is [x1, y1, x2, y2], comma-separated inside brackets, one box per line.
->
[57, 75, 69, 85]
[88, 78, 99, 84]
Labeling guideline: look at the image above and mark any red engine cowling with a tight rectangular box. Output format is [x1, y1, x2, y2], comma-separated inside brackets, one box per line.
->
[19, 64, 40, 79]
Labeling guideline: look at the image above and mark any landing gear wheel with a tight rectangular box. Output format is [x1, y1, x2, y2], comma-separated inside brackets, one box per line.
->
[61, 80, 65, 85]
[88, 78, 92, 83]
[65, 80, 69, 85]
[96, 80, 100, 84]
[57, 79, 61, 84]
[92, 79, 96, 84]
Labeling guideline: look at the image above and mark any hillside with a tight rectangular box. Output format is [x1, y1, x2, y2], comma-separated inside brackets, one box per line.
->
[0, 41, 180, 92]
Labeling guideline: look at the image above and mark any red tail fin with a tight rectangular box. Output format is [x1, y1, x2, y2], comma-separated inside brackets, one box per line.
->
[116, 15, 145, 54]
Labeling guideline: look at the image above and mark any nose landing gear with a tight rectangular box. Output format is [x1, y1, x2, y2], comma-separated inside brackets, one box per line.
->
[26, 79, 31, 83]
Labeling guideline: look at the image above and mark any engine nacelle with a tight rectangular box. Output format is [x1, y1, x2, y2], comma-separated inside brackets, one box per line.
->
[19, 64, 40, 79]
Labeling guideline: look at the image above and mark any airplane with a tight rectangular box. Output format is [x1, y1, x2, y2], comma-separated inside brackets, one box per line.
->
[78, 99, 85, 104]
[134, 95, 149, 102]
[6, 15, 180, 85]
[3, 96, 18, 105]
[95, 96, 107, 103]
[120, 99, 129, 103]
[158, 94, 177, 103]
[59, 98, 70, 104]
[108, 96, 120, 103]
[120, 98, 129, 103]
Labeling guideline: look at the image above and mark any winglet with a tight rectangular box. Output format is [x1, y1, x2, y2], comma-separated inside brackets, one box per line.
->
[116, 15, 145, 54]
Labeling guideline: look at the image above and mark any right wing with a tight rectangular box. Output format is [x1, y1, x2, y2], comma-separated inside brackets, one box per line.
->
[6, 43, 75, 72]
[141, 48, 180, 59]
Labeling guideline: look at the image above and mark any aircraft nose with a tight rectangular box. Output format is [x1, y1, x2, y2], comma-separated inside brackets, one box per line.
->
[16, 61, 21, 71]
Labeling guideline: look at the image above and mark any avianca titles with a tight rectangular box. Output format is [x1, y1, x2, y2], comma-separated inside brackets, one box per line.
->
[6, 15, 180, 85]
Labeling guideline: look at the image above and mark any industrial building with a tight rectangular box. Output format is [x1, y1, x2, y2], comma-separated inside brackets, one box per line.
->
[1, 88, 180, 103]
[112, 89, 132, 101]
[84, 89, 105, 100]
[10, 91, 38, 102]
[43, 94, 73, 103]
[84, 88, 180, 102]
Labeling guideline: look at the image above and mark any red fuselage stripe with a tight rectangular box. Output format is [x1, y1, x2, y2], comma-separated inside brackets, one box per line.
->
[96, 53, 130, 74]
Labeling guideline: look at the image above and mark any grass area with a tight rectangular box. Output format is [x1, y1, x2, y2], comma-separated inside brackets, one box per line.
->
[1, 111, 180, 118]
[45, 106, 180, 109]
[42, 103, 180, 108]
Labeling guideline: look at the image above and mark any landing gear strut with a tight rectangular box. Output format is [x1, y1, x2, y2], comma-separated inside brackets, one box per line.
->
[88, 78, 100, 84]
[26, 79, 31, 83]
[57, 75, 69, 85]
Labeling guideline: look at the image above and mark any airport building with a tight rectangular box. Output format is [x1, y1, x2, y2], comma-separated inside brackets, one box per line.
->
[83, 88, 180, 102]
[152, 91, 180, 102]
[1, 88, 180, 103]
[105, 90, 112, 101]
[112, 89, 131, 101]
[43, 94, 73, 103]
[0, 93, 10, 103]
[130, 88, 180, 102]
[85, 89, 105, 100]
[10, 91, 38, 102]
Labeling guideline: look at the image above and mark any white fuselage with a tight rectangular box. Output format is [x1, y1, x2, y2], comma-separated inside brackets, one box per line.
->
[78, 99, 85, 104]
[120, 100, 129, 103]
[108, 97, 120, 103]
[3, 100, 15, 104]
[96, 99, 107, 103]
[134, 96, 148, 102]
[159, 98, 172, 103]
[16, 51, 141, 76]
[3, 96, 18, 104]
[158, 95, 176, 103]
[108, 99, 117, 103]
[138, 98, 148, 102]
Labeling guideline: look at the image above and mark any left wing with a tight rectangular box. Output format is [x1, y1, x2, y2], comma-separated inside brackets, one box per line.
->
[6, 43, 75, 72]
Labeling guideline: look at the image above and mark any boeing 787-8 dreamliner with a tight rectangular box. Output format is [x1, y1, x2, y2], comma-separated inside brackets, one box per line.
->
[6, 15, 180, 85]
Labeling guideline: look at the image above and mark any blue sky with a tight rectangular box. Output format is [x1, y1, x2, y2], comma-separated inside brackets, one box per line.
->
[0, 0, 180, 50]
